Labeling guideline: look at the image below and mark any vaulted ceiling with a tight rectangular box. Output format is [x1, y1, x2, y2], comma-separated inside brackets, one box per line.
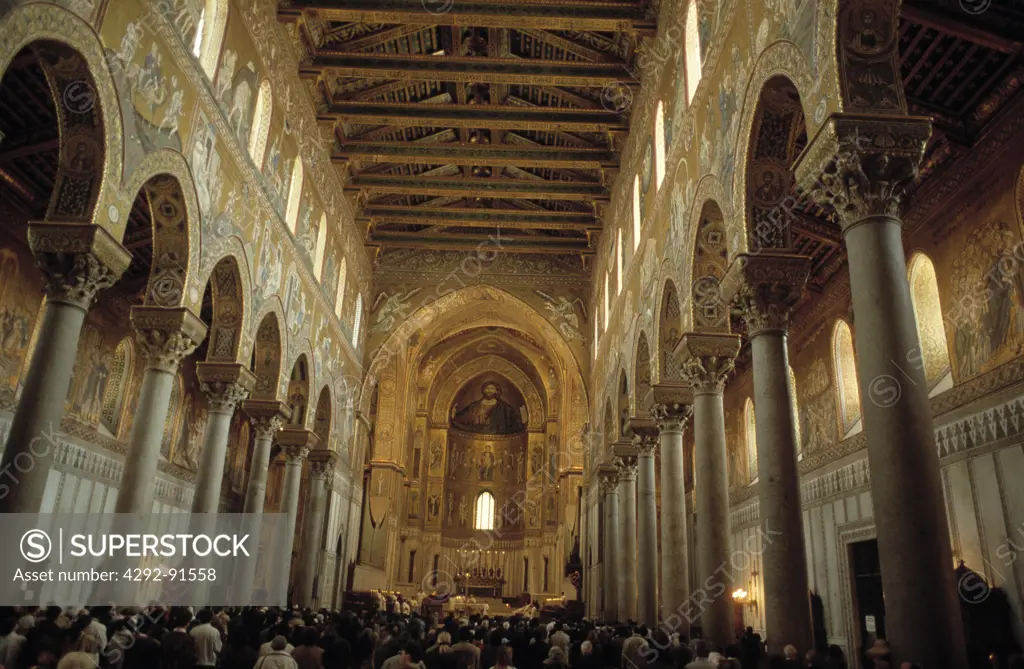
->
[280, 0, 656, 263]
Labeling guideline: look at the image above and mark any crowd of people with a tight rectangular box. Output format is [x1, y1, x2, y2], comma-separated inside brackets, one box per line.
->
[0, 606, 935, 669]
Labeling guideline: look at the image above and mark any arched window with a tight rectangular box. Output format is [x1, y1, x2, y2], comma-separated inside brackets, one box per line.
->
[352, 294, 364, 346]
[285, 159, 303, 234]
[833, 319, 863, 437]
[616, 228, 623, 296]
[684, 0, 702, 104]
[908, 253, 953, 394]
[248, 80, 272, 168]
[335, 257, 348, 319]
[475, 491, 495, 530]
[314, 214, 328, 281]
[100, 338, 134, 437]
[162, 376, 184, 458]
[745, 398, 757, 483]
[789, 366, 801, 454]
[632, 176, 641, 251]
[654, 102, 666, 190]
[192, 0, 228, 79]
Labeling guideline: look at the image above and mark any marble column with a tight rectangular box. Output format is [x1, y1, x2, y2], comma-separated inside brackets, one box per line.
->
[278, 427, 319, 601]
[797, 115, 967, 668]
[191, 363, 255, 514]
[296, 451, 335, 608]
[233, 400, 289, 599]
[633, 432, 659, 627]
[616, 454, 638, 623]
[652, 401, 693, 630]
[599, 467, 620, 622]
[0, 224, 129, 513]
[115, 306, 206, 513]
[726, 253, 813, 653]
[677, 333, 740, 649]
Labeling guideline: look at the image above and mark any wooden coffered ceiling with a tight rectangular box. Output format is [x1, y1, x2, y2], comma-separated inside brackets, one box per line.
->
[280, 0, 653, 261]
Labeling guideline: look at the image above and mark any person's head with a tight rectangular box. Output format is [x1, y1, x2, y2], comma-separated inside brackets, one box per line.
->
[459, 627, 474, 643]
[76, 631, 103, 655]
[302, 626, 320, 646]
[437, 631, 452, 646]
[401, 643, 424, 668]
[745, 627, 753, 635]
[694, 640, 710, 659]
[57, 652, 96, 669]
[545, 647, 567, 666]
[482, 382, 500, 399]
[496, 646, 513, 668]
[271, 635, 289, 651]
[783, 645, 798, 660]
[581, 641, 593, 656]
[196, 609, 213, 624]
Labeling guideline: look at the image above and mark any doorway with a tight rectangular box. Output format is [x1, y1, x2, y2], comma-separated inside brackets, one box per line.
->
[849, 539, 886, 666]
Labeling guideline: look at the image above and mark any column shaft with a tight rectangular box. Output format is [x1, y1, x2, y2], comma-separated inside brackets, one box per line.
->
[0, 301, 86, 512]
[618, 469, 638, 622]
[658, 420, 689, 628]
[692, 391, 732, 648]
[296, 472, 328, 607]
[116, 368, 175, 512]
[845, 216, 966, 667]
[750, 330, 812, 652]
[603, 485, 620, 622]
[191, 407, 234, 514]
[280, 451, 306, 599]
[243, 431, 274, 513]
[636, 446, 659, 627]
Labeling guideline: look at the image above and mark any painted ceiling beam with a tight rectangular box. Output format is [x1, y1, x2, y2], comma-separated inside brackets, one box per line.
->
[346, 175, 610, 200]
[304, 53, 637, 87]
[366, 232, 595, 254]
[360, 206, 601, 230]
[281, 1, 656, 34]
[322, 102, 626, 132]
[334, 142, 618, 168]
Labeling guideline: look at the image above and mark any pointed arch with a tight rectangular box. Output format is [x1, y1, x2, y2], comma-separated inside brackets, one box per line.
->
[908, 252, 952, 393]
[617, 369, 630, 438]
[287, 355, 310, 426]
[251, 312, 284, 400]
[691, 199, 729, 332]
[203, 254, 245, 362]
[194, 0, 228, 79]
[789, 365, 801, 453]
[657, 279, 685, 384]
[248, 79, 273, 167]
[100, 337, 134, 438]
[654, 102, 666, 190]
[633, 331, 652, 416]
[745, 398, 757, 483]
[684, 0, 702, 104]
[314, 213, 328, 281]
[603, 398, 615, 449]
[832, 319, 862, 437]
[313, 385, 333, 449]
[162, 375, 184, 458]
[285, 159, 303, 234]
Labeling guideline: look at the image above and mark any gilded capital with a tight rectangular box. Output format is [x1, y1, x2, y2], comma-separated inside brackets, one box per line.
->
[28, 222, 132, 310]
[795, 114, 932, 229]
[130, 306, 207, 373]
[725, 253, 811, 337]
[243, 399, 292, 439]
[651, 403, 692, 432]
[632, 433, 658, 457]
[674, 333, 740, 395]
[197, 363, 256, 413]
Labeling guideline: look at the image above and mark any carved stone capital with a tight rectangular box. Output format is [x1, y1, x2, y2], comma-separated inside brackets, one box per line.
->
[613, 455, 638, 483]
[28, 222, 131, 310]
[282, 444, 310, 464]
[309, 449, 339, 480]
[724, 253, 811, 337]
[278, 426, 320, 457]
[242, 399, 292, 440]
[130, 306, 207, 373]
[795, 114, 932, 230]
[197, 362, 256, 413]
[598, 465, 619, 495]
[674, 333, 740, 395]
[651, 403, 693, 432]
[632, 433, 658, 457]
